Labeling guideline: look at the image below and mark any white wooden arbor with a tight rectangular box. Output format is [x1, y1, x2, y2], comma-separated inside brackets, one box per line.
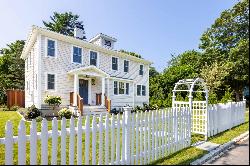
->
[172, 78, 209, 140]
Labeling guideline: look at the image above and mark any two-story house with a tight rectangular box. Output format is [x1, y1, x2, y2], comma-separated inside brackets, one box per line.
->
[21, 25, 152, 114]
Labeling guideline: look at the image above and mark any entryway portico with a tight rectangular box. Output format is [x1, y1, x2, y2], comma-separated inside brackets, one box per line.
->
[68, 66, 110, 107]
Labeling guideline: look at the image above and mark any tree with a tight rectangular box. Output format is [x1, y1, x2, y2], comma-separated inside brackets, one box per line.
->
[43, 12, 86, 39]
[0, 40, 25, 104]
[199, 0, 249, 100]
[149, 66, 159, 77]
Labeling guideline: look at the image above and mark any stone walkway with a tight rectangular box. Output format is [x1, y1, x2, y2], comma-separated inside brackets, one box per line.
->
[204, 138, 249, 165]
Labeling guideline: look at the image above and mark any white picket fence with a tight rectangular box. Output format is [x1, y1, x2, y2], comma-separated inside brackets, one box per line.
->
[0, 107, 191, 165]
[173, 100, 246, 139]
[207, 101, 246, 137]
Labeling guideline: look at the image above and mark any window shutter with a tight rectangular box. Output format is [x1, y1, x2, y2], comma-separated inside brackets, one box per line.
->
[137, 85, 141, 96]
[126, 83, 129, 95]
[114, 81, 118, 95]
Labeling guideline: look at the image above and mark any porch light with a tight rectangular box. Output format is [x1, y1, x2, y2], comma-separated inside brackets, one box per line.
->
[91, 79, 95, 85]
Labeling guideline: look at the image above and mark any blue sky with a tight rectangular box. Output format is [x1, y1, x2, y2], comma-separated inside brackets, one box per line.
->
[0, 0, 238, 72]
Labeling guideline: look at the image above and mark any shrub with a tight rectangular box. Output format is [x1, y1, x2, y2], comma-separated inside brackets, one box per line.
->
[10, 105, 20, 111]
[25, 105, 41, 119]
[150, 104, 159, 110]
[131, 105, 143, 113]
[143, 103, 150, 112]
[35, 116, 43, 122]
[58, 108, 72, 119]
[44, 95, 62, 111]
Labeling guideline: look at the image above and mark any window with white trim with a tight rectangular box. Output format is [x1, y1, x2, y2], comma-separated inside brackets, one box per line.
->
[47, 74, 55, 90]
[112, 57, 118, 70]
[137, 85, 146, 96]
[124, 60, 129, 72]
[139, 65, 144, 75]
[73, 46, 82, 63]
[114, 81, 130, 95]
[47, 39, 55, 57]
[90, 51, 97, 66]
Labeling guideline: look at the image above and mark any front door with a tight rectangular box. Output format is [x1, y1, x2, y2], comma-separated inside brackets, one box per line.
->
[79, 79, 88, 105]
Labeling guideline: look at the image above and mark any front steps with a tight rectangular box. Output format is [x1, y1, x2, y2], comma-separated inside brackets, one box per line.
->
[82, 105, 108, 115]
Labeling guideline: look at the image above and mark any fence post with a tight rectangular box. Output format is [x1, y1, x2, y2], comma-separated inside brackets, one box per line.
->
[123, 106, 132, 165]
[228, 100, 233, 129]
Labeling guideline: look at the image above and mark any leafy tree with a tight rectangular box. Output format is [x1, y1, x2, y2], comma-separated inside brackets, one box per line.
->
[199, 0, 249, 100]
[149, 66, 159, 77]
[0, 40, 25, 104]
[43, 12, 86, 39]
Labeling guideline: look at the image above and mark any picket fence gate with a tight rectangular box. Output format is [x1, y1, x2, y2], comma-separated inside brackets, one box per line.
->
[174, 100, 246, 139]
[0, 107, 191, 165]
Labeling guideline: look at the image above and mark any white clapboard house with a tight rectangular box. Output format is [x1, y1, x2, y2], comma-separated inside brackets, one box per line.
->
[21, 25, 152, 114]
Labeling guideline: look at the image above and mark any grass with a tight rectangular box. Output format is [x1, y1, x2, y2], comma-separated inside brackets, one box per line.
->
[149, 147, 207, 165]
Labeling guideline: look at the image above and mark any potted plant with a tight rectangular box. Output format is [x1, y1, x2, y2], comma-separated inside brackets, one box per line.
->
[44, 95, 62, 112]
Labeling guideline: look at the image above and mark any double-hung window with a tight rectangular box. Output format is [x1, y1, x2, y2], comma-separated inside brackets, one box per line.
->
[47, 74, 55, 90]
[137, 85, 146, 96]
[47, 39, 55, 57]
[124, 60, 129, 72]
[114, 81, 129, 95]
[139, 65, 144, 75]
[90, 51, 97, 66]
[73, 46, 82, 64]
[112, 57, 118, 70]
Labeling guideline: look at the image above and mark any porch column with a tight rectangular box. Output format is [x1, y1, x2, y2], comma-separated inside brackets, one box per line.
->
[101, 77, 105, 106]
[107, 78, 110, 98]
[74, 74, 79, 106]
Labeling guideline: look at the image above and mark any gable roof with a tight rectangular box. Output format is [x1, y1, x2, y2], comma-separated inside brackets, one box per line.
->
[68, 66, 110, 78]
[89, 33, 117, 43]
[21, 26, 153, 65]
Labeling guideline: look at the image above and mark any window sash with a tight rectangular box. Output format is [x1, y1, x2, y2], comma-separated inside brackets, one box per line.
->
[114, 81, 118, 95]
[139, 65, 143, 75]
[112, 57, 118, 70]
[73, 46, 82, 63]
[47, 74, 55, 90]
[47, 40, 55, 57]
[119, 82, 125, 94]
[90, 51, 97, 66]
[124, 60, 129, 72]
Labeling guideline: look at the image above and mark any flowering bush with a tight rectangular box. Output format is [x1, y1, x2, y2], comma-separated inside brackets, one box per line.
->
[58, 108, 72, 119]
[44, 95, 62, 111]
[24, 105, 41, 119]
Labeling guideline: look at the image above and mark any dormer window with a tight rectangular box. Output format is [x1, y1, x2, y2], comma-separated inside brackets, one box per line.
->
[104, 40, 111, 47]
